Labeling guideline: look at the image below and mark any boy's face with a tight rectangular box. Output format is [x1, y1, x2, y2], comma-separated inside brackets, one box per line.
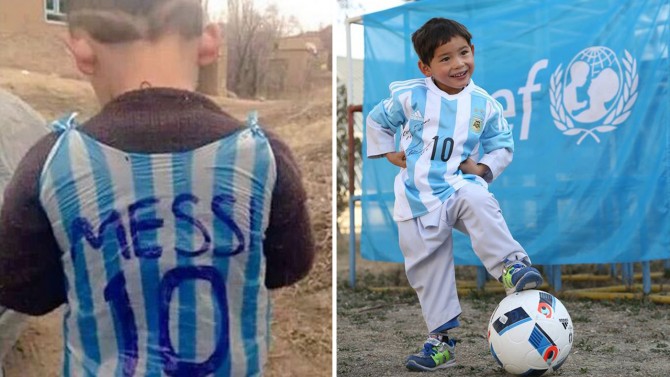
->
[418, 35, 475, 95]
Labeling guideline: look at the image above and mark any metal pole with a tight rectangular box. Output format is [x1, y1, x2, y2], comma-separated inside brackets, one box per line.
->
[347, 105, 362, 198]
[622, 262, 634, 288]
[476, 266, 487, 290]
[348, 196, 357, 288]
[552, 265, 562, 292]
[345, 16, 362, 288]
[545, 265, 554, 288]
[345, 16, 362, 106]
[642, 261, 651, 294]
[347, 105, 363, 288]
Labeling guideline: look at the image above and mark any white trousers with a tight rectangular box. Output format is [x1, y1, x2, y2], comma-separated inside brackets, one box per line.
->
[397, 183, 528, 333]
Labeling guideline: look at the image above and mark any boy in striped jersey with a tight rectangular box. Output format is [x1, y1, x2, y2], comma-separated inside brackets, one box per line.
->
[366, 18, 543, 372]
[0, 1, 314, 376]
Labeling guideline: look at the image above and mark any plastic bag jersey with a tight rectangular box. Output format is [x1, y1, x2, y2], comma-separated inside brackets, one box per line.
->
[39, 114, 276, 376]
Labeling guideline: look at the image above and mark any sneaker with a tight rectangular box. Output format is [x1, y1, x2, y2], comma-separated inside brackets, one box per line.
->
[500, 258, 543, 295]
[405, 336, 456, 372]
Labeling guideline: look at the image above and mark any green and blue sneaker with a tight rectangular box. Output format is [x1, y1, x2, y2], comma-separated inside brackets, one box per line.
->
[500, 258, 543, 295]
[405, 336, 456, 372]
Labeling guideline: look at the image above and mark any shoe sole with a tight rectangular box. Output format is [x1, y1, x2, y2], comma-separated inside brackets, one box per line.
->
[405, 360, 456, 372]
[514, 271, 543, 292]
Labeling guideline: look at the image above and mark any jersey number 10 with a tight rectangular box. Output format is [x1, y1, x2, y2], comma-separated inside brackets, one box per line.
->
[430, 136, 455, 162]
[104, 265, 228, 376]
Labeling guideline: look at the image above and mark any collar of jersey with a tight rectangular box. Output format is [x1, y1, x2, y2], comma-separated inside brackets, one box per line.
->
[425, 77, 475, 100]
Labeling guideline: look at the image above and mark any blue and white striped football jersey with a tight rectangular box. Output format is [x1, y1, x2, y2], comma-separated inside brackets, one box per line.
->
[38, 114, 276, 376]
[367, 78, 513, 221]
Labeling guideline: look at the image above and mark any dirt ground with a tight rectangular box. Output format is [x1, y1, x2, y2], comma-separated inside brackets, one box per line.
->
[336, 237, 670, 377]
[0, 67, 332, 377]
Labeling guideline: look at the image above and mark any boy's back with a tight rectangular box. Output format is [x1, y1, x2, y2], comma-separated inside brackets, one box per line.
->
[0, 1, 314, 375]
[41, 91, 274, 376]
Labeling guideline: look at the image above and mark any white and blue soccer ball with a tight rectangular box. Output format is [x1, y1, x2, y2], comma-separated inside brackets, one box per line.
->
[487, 290, 573, 376]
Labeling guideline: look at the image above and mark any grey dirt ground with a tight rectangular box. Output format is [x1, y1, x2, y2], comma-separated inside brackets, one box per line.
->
[337, 271, 670, 377]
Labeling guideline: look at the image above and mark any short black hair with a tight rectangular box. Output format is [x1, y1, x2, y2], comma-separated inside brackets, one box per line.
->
[66, 0, 205, 43]
[411, 18, 472, 65]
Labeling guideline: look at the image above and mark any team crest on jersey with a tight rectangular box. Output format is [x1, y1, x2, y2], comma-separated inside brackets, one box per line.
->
[549, 46, 638, 145]
[470, 117, 483, 133]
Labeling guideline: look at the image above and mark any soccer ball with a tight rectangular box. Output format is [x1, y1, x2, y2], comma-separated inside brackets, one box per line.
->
[487, 290, 573, 376]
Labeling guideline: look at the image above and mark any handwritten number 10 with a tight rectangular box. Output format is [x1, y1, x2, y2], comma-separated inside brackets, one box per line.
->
[104, 273, 139, 376]
[430, 136, 454, 162]
[105, 266, 228, 376]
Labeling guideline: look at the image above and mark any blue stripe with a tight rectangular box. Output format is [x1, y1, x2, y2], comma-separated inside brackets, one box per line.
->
[428, 98, 457, 200]
[49, 133, 101, 376]
[171, 152, 196, 362]
[242, 135, 271, 375]
[529, 323, 556, 353]
[492, 306, 532, 336]
[212, 134, 241, 377]
[129, 154, 162, 377]
[498, 316, 532, 336]
[265, 301, 272, 353]
[403, 89, 429, 217]
[463, 95, 488, 160]
[62, 308, 72, 375]
[490, 343, 503, 367]
[81, 134, 126, 376]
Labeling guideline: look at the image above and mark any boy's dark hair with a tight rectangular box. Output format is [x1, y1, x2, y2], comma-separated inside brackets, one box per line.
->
[66, 0, 205, 43]
[411, 18, 472, 65]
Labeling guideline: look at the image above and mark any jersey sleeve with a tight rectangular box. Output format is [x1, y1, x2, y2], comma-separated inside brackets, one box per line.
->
[365, 86, 407, 158]
[262, 130, 315, 289]
[0, 133, 66, 315]
[478, 99, 515, 179]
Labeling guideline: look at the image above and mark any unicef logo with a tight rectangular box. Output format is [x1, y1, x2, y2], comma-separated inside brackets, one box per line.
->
[550, 46, 638, 144]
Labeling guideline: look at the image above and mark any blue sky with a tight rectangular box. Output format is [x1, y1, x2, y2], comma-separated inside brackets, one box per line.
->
[336, 0, 406, 58]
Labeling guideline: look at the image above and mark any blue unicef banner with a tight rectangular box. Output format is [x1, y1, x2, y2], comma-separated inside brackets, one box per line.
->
[361, 0, 670, 265]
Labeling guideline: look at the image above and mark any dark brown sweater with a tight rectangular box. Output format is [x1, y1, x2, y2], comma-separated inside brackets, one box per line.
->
[0, 88, 315, 315]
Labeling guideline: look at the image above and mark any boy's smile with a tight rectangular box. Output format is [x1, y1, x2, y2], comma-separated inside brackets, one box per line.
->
[418, 35, 475, 95]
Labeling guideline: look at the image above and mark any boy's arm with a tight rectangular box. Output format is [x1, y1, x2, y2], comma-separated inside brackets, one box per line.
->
[366, 91, 407, 158]
[477, 99, 515, 181]
[262, 131, 315, 289]
[0, 134, 67, 315]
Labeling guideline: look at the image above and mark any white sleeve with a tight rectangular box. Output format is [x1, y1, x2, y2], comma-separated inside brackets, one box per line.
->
[365, 113, 396, 158]
[478, 147, 513, 181]
[365, 94, 406, 158]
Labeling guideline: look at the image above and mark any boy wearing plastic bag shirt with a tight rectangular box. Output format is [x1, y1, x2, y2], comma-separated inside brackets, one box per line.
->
[0, 1, 314, 375]
[366, 18, 543, 372]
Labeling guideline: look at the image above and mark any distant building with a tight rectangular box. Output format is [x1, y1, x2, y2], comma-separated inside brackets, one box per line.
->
[265, 26, 332, 97]
[0, 0, 227, 95]
[0, 0, 76, 78]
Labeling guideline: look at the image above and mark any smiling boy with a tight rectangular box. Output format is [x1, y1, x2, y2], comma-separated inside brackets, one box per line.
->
[366, 18, 543, 371]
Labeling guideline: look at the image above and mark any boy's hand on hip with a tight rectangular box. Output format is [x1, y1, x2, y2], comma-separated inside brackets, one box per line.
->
[459, 158, 490, 178]
[385, 151, 407, 168]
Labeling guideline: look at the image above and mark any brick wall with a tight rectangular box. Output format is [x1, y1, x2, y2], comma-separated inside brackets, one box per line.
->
[0, 1, 228, 95]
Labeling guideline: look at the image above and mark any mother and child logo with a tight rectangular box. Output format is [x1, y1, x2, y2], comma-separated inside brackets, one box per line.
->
[550, 46, 638, 144]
